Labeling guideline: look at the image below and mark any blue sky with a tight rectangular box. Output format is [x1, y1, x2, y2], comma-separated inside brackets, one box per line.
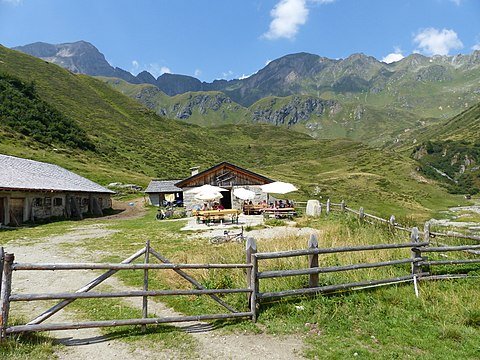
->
[1, 0, 479, 82]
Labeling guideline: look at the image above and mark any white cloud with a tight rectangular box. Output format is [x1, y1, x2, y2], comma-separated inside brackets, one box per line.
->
[263, 0, 309, 40]
[194, 69, 202, 78]
[130, 60, 170, 78]
[473, 43, 480, 51]
[413, 28, 463, 56]
[382, 47, 405, 63]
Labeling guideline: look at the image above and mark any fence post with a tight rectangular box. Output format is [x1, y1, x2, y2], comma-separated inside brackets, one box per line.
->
[359, 207, 365, 221]
[142, 240, 150, 333]
[246, 237, 258, 322]
[410, 227, 420, 297]
[340, 200, 345, 212]
[389, 215, 395, 227]
[308, 234, 319, 288]
[326, 199, 331, 215]
[423, 222, 430, 242]
[0, 248, 4, 295]
[246, 237, 257, 320]
[0, 253, 14, 341]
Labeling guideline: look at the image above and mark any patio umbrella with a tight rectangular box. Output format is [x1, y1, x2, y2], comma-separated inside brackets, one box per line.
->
[186, 184, 228, 194]
[233, 187, 255, 201]
[260, 181, 298, 194]
[194, 190, 223, 201]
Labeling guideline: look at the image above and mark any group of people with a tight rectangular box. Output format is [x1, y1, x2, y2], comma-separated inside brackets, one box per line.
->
[271, 199, 293, 209]
[202, 202, 225, 211]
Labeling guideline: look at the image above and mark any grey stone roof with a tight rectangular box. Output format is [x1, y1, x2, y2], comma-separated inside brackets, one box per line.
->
[145, 180, 183, 193]
[0, 154, 114, 194]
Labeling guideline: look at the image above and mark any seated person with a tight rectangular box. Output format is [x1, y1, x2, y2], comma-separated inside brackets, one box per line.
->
[202, 203, 209, 211]
[212, 202, 219, 210]
[279, 200, 285, 208]
[217, 203, 225, 210]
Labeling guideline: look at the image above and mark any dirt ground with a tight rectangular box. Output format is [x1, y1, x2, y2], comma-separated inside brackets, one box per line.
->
[4, 200, 307, 359]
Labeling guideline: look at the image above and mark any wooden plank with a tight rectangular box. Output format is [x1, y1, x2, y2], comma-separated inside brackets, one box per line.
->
[254, 242, 429, 260]
[421, 245, 480, 252]
[0, 253, 14, 340]
[308, 234, 319, 288]
[13, 263, 251, 270]
[419, 259, 480, 266]
[149, 248, 238, 313]
[429, 231, 480, 242]
[250, 249, 259, 323]
[10, 288, 252, 302]
[257, 258, 414, 279]
[27, 247, 146, 326]
[257, 274, 427, 299]
[142, 240, 150, 332]
[7, 312, 254, 334]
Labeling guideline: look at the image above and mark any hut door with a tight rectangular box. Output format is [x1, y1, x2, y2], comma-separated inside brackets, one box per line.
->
[9, 198, 25, 226]
[0, 197, 5, 225]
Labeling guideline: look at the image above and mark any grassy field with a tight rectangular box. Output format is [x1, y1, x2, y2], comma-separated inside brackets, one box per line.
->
[2, 206, 478, 358]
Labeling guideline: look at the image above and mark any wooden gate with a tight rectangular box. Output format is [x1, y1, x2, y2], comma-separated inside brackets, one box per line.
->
[0, 243, 253, 339]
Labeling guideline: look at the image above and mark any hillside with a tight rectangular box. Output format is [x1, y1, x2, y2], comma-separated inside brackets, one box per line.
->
[0, 45, 468, 217]
[407, 102, 480, 195]
[15, 41, 480, 146]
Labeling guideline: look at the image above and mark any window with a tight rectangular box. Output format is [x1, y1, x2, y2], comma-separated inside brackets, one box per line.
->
[44, 197, 52, 206]
[53, 198, 63, 206]
[33, 198, 43, 207]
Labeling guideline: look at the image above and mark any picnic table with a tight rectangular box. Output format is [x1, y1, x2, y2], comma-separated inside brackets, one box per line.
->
[262, 207, 297, 219]
[243, 204, 267, 215]
[193, 209, 240, 225]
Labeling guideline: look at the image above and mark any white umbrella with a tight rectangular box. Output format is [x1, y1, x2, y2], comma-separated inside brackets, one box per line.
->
[186, 184, 228, 194]
[260, 181, 298, 194]
[194, 190, 223, 201]
[233, 187, 255, 200]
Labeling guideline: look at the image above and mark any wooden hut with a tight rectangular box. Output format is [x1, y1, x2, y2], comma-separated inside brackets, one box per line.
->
[0, 154, 114, 226]
[175, 162, 273, 211]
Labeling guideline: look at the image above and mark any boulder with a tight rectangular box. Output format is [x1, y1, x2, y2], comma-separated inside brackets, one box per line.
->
[306, 200, 321, 217]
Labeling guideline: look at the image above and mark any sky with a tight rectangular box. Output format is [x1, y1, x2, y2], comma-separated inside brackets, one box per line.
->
[1, 0, 479, 82]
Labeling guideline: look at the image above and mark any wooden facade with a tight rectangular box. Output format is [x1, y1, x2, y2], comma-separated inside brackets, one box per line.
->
[0, 191, 112, 226]
[175, 162, 273, 212]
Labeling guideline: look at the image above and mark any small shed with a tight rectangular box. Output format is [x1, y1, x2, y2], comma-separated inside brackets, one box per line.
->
[144, 180, 183, 206]
[0, 154, 114, 226]
[175, 162, 273, 211]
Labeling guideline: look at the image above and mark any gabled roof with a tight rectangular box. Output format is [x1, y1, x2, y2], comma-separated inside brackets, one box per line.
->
[0, 154, 114, 194]
[175, 162, 272, 188]
[145, 180, 183, 193]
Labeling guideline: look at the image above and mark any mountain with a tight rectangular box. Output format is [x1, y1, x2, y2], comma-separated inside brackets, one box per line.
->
[13, 41, 139, 83]
[0, 45, 465, 217]
[14, 41, 480, 146]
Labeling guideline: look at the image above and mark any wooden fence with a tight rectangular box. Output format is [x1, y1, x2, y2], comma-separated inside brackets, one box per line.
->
[0, 242, 252, 339]
[1, 203, 479, 337]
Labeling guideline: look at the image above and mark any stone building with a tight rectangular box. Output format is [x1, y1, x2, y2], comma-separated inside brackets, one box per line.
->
[145, 162, 273, 212]
[0, 154, 114, 226]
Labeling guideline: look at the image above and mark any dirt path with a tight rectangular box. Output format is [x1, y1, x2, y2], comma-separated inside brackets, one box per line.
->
[5, 216, 306, 359]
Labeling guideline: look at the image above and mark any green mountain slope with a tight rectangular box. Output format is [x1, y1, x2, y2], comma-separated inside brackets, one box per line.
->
[408, 102, 480, 195]
[0, 45, 467, 217]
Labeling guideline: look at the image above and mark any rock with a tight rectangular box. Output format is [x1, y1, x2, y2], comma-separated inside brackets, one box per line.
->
[306, 200, 321, 217]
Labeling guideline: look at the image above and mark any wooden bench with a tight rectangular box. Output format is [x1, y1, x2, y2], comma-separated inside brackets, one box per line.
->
[262, 208, 297, 220]
[193, 209, 240, 225]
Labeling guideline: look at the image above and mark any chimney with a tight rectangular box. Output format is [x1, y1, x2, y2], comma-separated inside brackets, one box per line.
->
[190, 166, 200, 176]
